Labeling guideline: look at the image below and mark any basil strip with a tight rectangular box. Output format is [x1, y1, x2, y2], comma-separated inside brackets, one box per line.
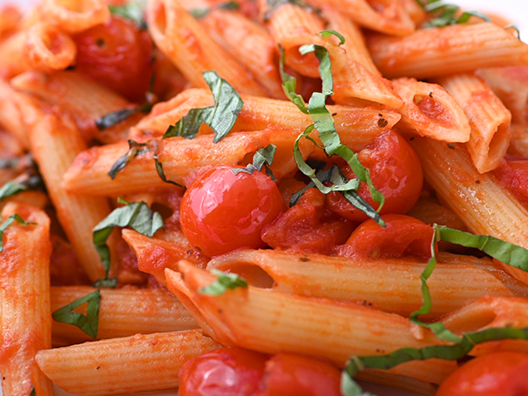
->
[409, 226, 462, 343]
[189, 1, 239, 19]
[52, 289, 101, 338]
[231, 144, 277, 180]
[417, 0, 491, 28]
[96, 108, 140, 131]
[108, 140, 148, 179]
[342, 327, 528, 396]
[0, 214, 36, 252]
[279, 46, 308, 114]
[29, 386, 36, 396]
[93, 201, 164, 278]
[199, 269, 248, 296]
[163, 71, 243, 143]
[0, 175, 46, 204]
[108, 0, 147, 29]
[263, 0, 319, 21]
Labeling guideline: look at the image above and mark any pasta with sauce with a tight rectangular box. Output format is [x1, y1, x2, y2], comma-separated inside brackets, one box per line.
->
[1, 1, 528, 396]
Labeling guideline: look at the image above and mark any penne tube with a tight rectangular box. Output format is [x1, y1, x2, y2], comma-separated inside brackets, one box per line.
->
[399, 0, 427, 27]
[26, 22, 77, 72]
[135, 88, 401, 149]
[264, 2, 325, 78]
[0, 202, 53, 396]
[36, 330, 221, 396]
[437, 73, 512, 173]
[40, 0, 110, 34]
[12, 70, 141, 144]
[50, 286, 199, 346]
[147, 0, 265, 96]
[0, 31, 30, 78]
[0, 4, 22, 40]
[29, 114, 114, 282]
[477, 66, 528, 125]
[122, 228, 208, 286]
[409, 137, 528, 285]
[368, 23, 528, 79]
[207, 249, 515, 319]
[306, 0, 415, 36]
[165, 263, 457, 386]
[507, 124, 528, 158]
[63, 128, 313, 196]
[200, 9, 285, 99]
[392, 78, 471, 143]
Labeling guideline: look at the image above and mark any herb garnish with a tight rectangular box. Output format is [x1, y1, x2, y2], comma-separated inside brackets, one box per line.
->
[281, 32, 385, 226]
[199, 269, 249, 296]
[231, 144, 277, 181]
[189, 1, 239, 19]
[415, 0, 490, 28]
[109, 0, 147, 29]
[164, 71, 243, 143]
[0, 214, 36, 252]
[52, 289, 101, 338]
[263, 0, 320, 22]
[108, 140, 148, 180]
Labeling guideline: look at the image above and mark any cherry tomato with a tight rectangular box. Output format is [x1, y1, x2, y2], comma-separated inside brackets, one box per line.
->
[179, 347, 268, 396]
[436, 352, 528, 396]
[493, 159, 528, 208]
[180, 166, 284, 257]
[326, 130, 423, 222]
[261, 188, 355, 255]
[73, 16, 153, 103]
[262, 353, 342, 396]
[338, 214, 433, 260]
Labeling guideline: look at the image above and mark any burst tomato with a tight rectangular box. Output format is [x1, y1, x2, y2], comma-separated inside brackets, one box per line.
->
[436, 352, 528, 396]
[73, 16, 153, 103]
[338, 214, 433, 260]
[326, 130, 423, 222]
[180, 166, 284, 257]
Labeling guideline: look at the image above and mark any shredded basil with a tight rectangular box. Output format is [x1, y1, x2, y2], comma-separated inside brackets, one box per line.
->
[109, 0, 147, 29]
[231, 144, 277, 181]
[415, 0, 490, 28]
[163, 71, 243, 143]
[0, 175, 46, 204]
[189, 1, 240, 19]
[0, 214, 36, 252]
[29, 386, 36, 396]
[108, 140, 148, 180]
[199, 269, 248, 296]
[51, 289, 101, 338]
[263, 0, 320, 22]
[93, 200, 164, 279]
[342, 326, 528, 396]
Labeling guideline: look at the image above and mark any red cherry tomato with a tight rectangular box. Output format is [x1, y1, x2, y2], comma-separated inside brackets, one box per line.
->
[179, 347, 268, 396]
[73, 16, 153, 103]
[338, 214, 433, 260]
[326, 130, 423, 222]
[262, 353, 342, 396]
[261, 188, 355, 255]
[493, 159, 528, 208]
[436, 352, 528, 396]
[180, 166, 284, 257]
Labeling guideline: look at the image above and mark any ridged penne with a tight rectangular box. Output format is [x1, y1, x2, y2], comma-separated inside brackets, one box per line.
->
[40, 0, 110, 34]
[36, 330, 221, 396]
[0, 203, 53, 396]
[437, 73, 512, 173]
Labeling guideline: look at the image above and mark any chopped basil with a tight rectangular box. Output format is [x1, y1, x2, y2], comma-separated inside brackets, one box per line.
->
[108, 140, 148, 180]
[416, 0, 490, 28]
[279, 46, 308, 114]
[92, 277, 118, 288]
[151, 142, 185, 188]
[0, 157, 17, 169]
[189, 1, 239, 19]
[342, 326, 528, 396]
[93, 200, 164, 279]
[263, 0, 319, 22]
[0, 175, 46, 204]
[163, 71, 243, 143]
[0, 214, 36, 252]
[95, 108, 140, 131]
[505, 24, 521, 40]
[108, 0, 147, 29]
[29, 386, 36, 396]
[51, 289, 101, 338]
[231, 144, 277, 181]
[281, 32, 385, 225]
[199, 269, 248, 296]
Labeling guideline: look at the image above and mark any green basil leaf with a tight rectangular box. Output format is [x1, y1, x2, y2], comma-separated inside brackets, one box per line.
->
[0, 181, 28, 203]
[95, 108, 140, 131]
[51, 289, 101, 338]
[320, 30, 346, 46]
[108, 140, 148, 180]
[342, 326, 528, 395]
[456, 10, 490, 24]
[190, 1, 239, 19]
[263, 0, 319, 21]
[92, 277, 118, 288]
[109, 0, 147, 29]
[199, 269, 248, 296]
[152, 148, 185, 188]
[189, 8, 210, 18]
[504, 24, 521, 40]
[278, 46, 309, 114]
[231, 144, 277, 181]
[163, 71, 243, 143]
[29, 386, 36, 396]
[0, 214, 36, 252]
[341, 371, 377, 396]
[93, 201, 164, 278]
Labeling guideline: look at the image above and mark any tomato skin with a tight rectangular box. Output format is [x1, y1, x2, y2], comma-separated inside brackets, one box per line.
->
[180, 166, 284, 257]
[261, 188, 355, 255]
[73, 16, 153, 103]
[338, 214, 433, 260]
[326, 130, 423, 222]
[436, 352, 528, 396]
[262, 353, 342, 396]
[179, 348, 268, 396]
[493, 159, 528, 208]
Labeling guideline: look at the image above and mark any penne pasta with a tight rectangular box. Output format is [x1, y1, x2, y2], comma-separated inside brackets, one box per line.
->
[508, 123, 528, 158]
[40, 0, 110, 34]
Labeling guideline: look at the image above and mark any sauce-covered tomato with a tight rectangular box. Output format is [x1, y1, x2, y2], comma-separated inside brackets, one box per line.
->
[437, 352, 528, 396]
[339, 214, 433, 260]
[493, 159, 528, 208]
[180, 166, 284, 257]
[326, 130, 423, 222]
[73, 16, 153, 103]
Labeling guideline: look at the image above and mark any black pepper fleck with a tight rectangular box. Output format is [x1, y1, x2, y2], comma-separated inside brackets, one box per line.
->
[299, 257, 310, 262]
[377, 118, 388, 128]
[476, 180, 481, 184]
[447, 144, 455, 149]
